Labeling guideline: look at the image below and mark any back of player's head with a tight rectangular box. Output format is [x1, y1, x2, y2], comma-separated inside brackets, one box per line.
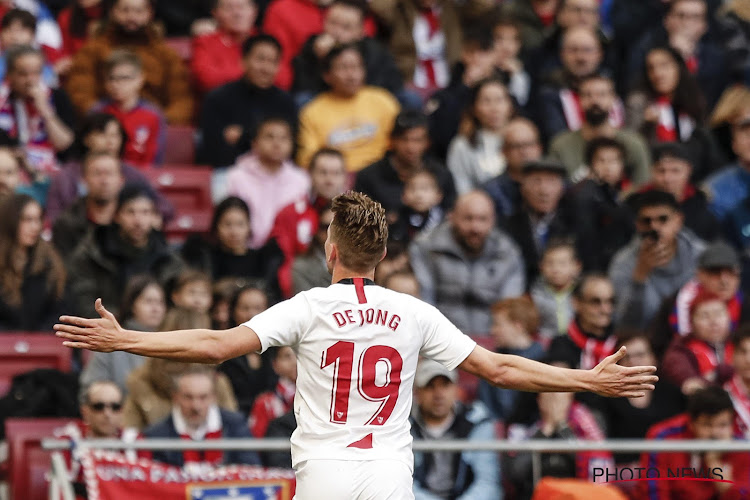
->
[687, 387, 734, 420]
[330, 192, 388, 272]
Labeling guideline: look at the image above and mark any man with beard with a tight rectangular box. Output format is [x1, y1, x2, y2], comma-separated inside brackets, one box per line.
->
[549, 73, 651, 185]
[66, 0, 193, 124]
[409, 190, 525, 334]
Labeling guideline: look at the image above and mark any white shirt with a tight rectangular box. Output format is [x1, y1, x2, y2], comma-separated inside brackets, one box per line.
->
[243, 279, 477, 470]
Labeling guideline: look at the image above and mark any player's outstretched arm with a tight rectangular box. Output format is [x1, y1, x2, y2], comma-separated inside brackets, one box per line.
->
[54, 299, 261, 363]
[458, 345, 658, 398]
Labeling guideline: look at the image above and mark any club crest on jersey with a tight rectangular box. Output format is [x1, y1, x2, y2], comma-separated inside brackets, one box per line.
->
[332, 308, 401, 332]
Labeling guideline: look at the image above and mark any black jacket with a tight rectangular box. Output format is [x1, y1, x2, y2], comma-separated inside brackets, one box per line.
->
[52, 197, 95, 260]
[197, 79, 297, 167]
[0, 260, 67, 331]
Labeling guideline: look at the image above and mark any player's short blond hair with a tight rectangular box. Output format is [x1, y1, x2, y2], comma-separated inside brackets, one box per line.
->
[330, 192, 388, 272]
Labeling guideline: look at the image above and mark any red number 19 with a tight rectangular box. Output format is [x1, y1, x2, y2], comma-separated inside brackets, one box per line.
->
[321, 341, 402, 425]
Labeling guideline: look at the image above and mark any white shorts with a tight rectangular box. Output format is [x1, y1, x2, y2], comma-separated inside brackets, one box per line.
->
[293, 459, 415, 500]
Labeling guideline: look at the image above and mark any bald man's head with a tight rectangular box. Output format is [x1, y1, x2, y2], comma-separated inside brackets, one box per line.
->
[450, 191, 495, 254]
[561, 26, 602, 78]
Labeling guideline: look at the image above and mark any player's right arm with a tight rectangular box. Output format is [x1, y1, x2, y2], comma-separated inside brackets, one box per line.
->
[55, 299, 261, 363]
[457, 344, 658, 398]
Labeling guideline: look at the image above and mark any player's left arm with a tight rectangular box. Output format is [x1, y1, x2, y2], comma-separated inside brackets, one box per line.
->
[458, 344, 657, 398]
[55, 299, 260, 363]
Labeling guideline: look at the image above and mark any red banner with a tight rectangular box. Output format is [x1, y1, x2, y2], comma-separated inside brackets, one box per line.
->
[81, 451, 296, 500]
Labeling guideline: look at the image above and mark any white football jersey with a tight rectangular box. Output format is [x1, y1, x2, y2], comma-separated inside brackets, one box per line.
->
[243, 278, 477, 470]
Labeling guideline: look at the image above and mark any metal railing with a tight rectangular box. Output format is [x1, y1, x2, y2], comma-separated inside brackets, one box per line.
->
[42, 437, 750, 500]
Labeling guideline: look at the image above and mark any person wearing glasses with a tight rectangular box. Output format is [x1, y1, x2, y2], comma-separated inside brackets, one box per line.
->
[609, 189, 706, 330]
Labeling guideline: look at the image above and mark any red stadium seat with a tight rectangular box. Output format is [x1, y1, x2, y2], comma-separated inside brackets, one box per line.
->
[164, 126, 197, 165]
[0, 334, 72, 396]
[5, 418, 81, 500]
[165, 37, 192, 63]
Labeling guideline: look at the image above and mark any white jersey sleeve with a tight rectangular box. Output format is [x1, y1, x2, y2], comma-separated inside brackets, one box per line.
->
[242, 293, 311, 352]
[417, 302, 477, 370]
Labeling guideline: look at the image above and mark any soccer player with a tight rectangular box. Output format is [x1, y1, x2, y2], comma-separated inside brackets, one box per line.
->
[55, 192, 658, 500]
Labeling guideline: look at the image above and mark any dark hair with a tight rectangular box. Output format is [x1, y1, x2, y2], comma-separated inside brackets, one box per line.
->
[614, 329, 654, 351]
[391, 110, 429, 138]
[330, 0, 366, 19]
[211, 196, 250, 240]
[542, 236, 580, 262]
[461, 76, 514, 145]
[634, 189, 681, 214]
[491, 13, 521, 36]
[82, 151, 120, 176]
[1, 8, 36, 31]
[70, 0, 113, 39]
[322, 42, 362, 72]
[405, 168, 440, 191]
[572, 272, 611, 299]
[642, 45, 705, 123]
[119, 274, 163, 324]
[229, 283, 268, 324]
[104, 49, 142, 74]
[6, 45, 42, 73]
[686, 387, 734, 419]
[579, 73, 614, 92]
[241, 33, 281, 58]
[309, 147, 345, 171]
[462, 25, 494, 51]
[250, 116, 292, 141]
[116, 183, 156, 212]
[732, 323, 750, 348]
[585, 136, 626, 166]
[651, 141, 693, 166]
[72, 112, 128, 159]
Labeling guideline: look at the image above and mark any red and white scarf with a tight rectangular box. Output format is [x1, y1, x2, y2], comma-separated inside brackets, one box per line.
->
[726, 375, 750, 438]
[172, 405, 224, 465]
[684, 338, 733, 380]
[671, 279, 743, 336]
[559, 88, 625, 131]
[568, 321, 617, 370]
[653, 95, 695, 142]
[412, 7, 448, 89]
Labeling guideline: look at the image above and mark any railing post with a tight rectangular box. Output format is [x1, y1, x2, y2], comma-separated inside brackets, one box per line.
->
[49, 452, 75, 500]
[532, 450, 542, 486]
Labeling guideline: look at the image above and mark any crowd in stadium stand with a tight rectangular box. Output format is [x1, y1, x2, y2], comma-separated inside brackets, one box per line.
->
[3, 0, 750, 498]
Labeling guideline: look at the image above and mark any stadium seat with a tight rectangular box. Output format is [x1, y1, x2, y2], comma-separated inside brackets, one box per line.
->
[5, 418, 81, 500]
[165, 37, 192, 63]
[0, 334, 72, 396]
[163, 126, 197, 165]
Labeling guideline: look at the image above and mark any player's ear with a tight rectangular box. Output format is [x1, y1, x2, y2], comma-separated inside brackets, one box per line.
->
[379, 247, 387, 263]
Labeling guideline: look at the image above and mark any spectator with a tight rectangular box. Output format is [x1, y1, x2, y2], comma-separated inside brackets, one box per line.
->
[389, 169, 444, 244]
[271, 148, 347, 298]
[447, 77, 514, 194]
[52, 152, 123, 259]
[637, 142, 719, 242]
[0, 45, 74, 178]
[0, 192, 66, 330]
[68, 183, 183, 317]
[536, 26, 612, 141]
[627, 0, 728, 108]
[297, 43, 400, 173]
[571, 137, 635, 271]
[56, 0, 107, 69]
[181, 197, 284, 301]
[0, 9, 57, 85]
[720, 0, 750, 85]
[726, 325, 750, 438]
[225, 117, 310, 248]
[79, 274, 165, 394]
[640, 387, 750, 500]
[0, 145, 47, 203]
[706, 106, 750, 222]
[197, 34, 297, 169]
[595, 333, 684, 465]
[649, 241, 747, 358]
[354, 110, 456, 218]
[478, 297, 545, 421]
[217, 284, 276, 415]
[152, 0, 213, 37]
[409, 190, 525, 333]
[209, 277, 244, 330]
[482, 117, 543, 221]
[506, 375, 614, 499]
[549, 73, 650, 185]
[169, 270, 212, 315]
[373, 240, 410, 285]
[292, 0, 403, 107]
[66, 0, 194, 124]
[45, 112, 173, 223]
[626, 45, 720, 182]
[191, 0, 257, 94]
[292, 206, 333, 293]
[0, 1, 63, 60]
[530, 239, 581, 341]
[92, 50, 166, 169]
[410, 359, 501, 500]
[142, 368, 260, 467]
[609, 190, 706, 329]
[263, 410, 296, 468]
[546, 273, 617, 369]
[663, 292, 734, 395]
[425, 27, 497, 159]
[491, 16, 531, 109]
[248, 346, 296, 438]
[500, 0, 559, 51]
[381, 269, 420, 297]
[504, 159, 581, 285]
